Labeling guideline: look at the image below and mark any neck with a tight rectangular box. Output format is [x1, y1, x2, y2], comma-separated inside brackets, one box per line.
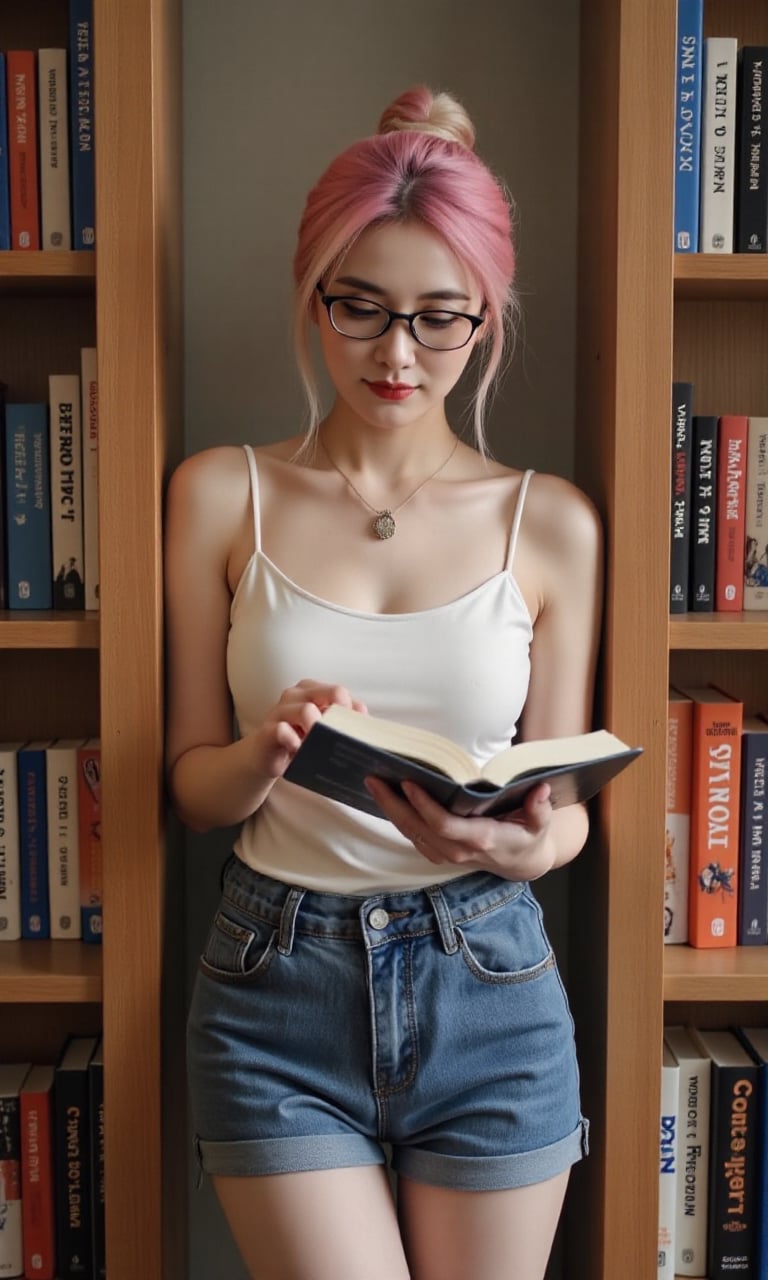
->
[317, 411, 456, 483]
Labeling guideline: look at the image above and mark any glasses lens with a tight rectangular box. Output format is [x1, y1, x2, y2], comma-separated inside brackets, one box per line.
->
[412, 311, 474, 350]
[329, 298, 389, 338]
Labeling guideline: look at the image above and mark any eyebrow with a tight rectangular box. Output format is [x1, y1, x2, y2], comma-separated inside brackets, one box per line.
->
[334, 275, 472, 304]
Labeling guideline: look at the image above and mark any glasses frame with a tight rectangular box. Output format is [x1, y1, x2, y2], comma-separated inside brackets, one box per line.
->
[315, 284, 485, 351]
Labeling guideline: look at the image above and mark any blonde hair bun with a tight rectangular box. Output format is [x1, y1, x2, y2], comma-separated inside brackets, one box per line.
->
[377, 86, 476, 151]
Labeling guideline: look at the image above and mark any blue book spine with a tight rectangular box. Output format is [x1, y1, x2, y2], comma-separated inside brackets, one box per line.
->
[69, 0, 95, 249]
[5, 405, 52, 610]
[17, 744, 50, 939]
[674, 0, 704, 252]
[0, 55, 10, 250]
[738, 725, 768, 945]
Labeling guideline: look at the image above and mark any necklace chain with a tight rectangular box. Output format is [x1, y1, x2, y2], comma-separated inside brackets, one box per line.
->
[317, 435, 459, 540]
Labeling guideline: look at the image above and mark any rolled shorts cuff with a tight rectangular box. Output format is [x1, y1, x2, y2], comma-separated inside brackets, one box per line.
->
[392, 1118, 590, 1192]
[194, 1132, 386, 1182]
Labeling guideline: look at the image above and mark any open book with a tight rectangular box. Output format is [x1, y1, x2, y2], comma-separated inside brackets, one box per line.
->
[284, 705, 643, 820]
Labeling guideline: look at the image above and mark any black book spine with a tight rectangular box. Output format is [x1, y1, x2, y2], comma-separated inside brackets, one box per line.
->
[690, 415, 719, 611]
[670, 382, 694, 613]
[738, 728, 768, 945]
[89, 1049, 105, 1278]
[55, 1059, 94, 1277]
[736, 48, 768, 252]
[707, 1063, 759, 1276]
[0, 380, 7, 609]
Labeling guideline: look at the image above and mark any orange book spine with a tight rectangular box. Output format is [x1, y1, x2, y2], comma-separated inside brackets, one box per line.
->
[715, 415, 748, 610]
[20, 1075, 56, 1280]
[688, 692, 743, 946]
[77, 740, 101, 943]
[6, 51, 40, 250]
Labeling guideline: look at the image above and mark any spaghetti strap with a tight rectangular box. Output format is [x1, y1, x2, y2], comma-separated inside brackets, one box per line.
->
[506, 469, 535, 571]
[242, 444, 262, 554]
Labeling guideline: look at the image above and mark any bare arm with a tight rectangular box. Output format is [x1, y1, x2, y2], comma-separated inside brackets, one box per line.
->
[164, 448, 363, 832]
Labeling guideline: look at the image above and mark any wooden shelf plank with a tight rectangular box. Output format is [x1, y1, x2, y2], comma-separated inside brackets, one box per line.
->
[669, 613, 768, 650]
[0, 251, 95, 295]
[664, 945, 768, 1001]
[0, 612, 100, 649]
[675, 254, 768, 299]
[0, 940, 102, 1002]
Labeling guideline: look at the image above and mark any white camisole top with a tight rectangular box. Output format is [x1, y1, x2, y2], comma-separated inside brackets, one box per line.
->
[229, 444, 535, 894]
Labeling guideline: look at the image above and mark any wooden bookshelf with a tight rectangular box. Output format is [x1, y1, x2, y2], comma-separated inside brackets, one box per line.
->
[0, 612, 99, 648]
[0, 941, 102, 1002]
[0, 250, 95, 294]
[665, 946, 768, 1002]
[669, 614, 768, 649]
[675, 253, 768, 298]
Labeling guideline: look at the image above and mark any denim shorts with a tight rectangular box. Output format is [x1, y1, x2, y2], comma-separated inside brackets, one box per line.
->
[187, 854, 589, 1192]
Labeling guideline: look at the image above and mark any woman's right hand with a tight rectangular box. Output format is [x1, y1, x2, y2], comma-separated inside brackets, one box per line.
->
[251, 680, 367, 785]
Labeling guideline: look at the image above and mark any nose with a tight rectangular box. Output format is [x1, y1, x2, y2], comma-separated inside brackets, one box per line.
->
[373, 318, 417, 369]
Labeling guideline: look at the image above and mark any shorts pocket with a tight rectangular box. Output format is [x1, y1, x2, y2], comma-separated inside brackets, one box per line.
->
[456, 887, 555, 985]
[199, 908, 277, 984]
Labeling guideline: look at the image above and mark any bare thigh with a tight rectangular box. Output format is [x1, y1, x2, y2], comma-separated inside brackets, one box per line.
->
[212, 1166, 410, 1280]
[398, 1170, 570, 1280]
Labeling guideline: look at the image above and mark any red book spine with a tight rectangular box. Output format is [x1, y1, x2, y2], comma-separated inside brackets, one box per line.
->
[6, 51, 40, 250]
[688, 691, 744, 947]
[20, 1074, 56, 1280]
[715, 415, 748, 610]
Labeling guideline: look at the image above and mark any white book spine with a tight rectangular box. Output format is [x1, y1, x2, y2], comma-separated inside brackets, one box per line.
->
[699, 37, 738, 252]
[658, 1046, 680, 1279]
[49, 373, 85, 610]
[37, 48, 71, 250]
[80, 347, 99, 611]
[665, 1028, 711, 1275]
[744, 416, 768, 609]
[46, 741, 82, 939]
[0, 747, 21, 941]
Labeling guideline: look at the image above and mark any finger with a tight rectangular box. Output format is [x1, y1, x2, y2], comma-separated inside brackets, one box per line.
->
[520, 783, 553, 833]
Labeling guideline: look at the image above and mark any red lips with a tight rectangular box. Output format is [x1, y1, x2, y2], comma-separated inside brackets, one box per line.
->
[365, 382, 416, 401]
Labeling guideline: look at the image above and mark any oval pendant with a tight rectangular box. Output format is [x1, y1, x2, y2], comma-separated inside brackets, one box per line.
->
[373, 510, 396, 540]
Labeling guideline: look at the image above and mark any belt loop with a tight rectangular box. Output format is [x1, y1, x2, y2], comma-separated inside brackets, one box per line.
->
[278, 887, 305, 955]
[426, 886, 459, 955]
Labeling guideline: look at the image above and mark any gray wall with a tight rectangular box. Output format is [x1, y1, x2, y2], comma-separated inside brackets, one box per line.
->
[182, 3, 580, 1275]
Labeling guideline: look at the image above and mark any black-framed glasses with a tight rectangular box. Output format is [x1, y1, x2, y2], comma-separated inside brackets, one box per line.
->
[316, 284, 485, 351]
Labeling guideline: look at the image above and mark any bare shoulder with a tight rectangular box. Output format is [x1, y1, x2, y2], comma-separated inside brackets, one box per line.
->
[524, 471, 603, 566]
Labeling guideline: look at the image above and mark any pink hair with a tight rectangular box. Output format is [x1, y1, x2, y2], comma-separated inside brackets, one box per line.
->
[292, 89, 517, 451]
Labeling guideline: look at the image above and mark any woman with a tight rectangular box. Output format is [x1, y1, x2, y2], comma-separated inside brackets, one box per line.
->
[166, 85, 602, 1280]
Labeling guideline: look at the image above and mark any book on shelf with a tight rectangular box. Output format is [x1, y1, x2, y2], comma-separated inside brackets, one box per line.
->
[6, 50, 40, 251]
[37, 48, 72, 251]
[738, 716, 768, 946]
[670, 382, 693, 614]
[716, 415, 748, 612]
[54, 1036, 97, 1279]
[744, 416, 768, 610]
[700, 36, 739, 253]
[0, 1063, 31, 1279]
[665, 689, 693, 944]
[20, 1064, 56, 1280]
[49, 374, 85, 611]
[0, 743, 22, 942]
[658, 1042, 680, 1280]
[77, 739, 101, 943]
[674, 0, 704, 252]
[4, 403, 53, 611]
[664, 1026, 711, 1277]
[0, 54, 11, 251]
[682, 685, 743, 948]
[690, 414, 718, 612]
[692, 1029, 759, 1278]
[68, 0, 95, 250]
[735, 1027, 768, 1280]
[0, 380, 8, 610]
[45, 739, 84, 941]
[89, 1039, 104, 1278]
[80, 348, 99, 611]
[18, 741, 54, 941]
[735, 47, 768, 251]
[283, 706, 642, 821]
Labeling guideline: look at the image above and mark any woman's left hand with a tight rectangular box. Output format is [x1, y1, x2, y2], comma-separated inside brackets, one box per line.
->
[364, 776, 557, 882]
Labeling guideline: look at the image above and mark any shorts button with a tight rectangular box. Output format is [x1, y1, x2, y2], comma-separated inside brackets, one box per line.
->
[368, 908, 390, 930]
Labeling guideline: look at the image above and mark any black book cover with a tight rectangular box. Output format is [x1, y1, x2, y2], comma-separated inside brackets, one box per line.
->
[0, 380, 8, 609]
[696, 1030, 759, 1277]
[690, 415, 718, 611]
[670, 382, 693, 613]
[54, 1035, 98, 1279]
[736, 48, 768, 252]
[738, 718, 768, 945]
[89, 1039, 105, 1278]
